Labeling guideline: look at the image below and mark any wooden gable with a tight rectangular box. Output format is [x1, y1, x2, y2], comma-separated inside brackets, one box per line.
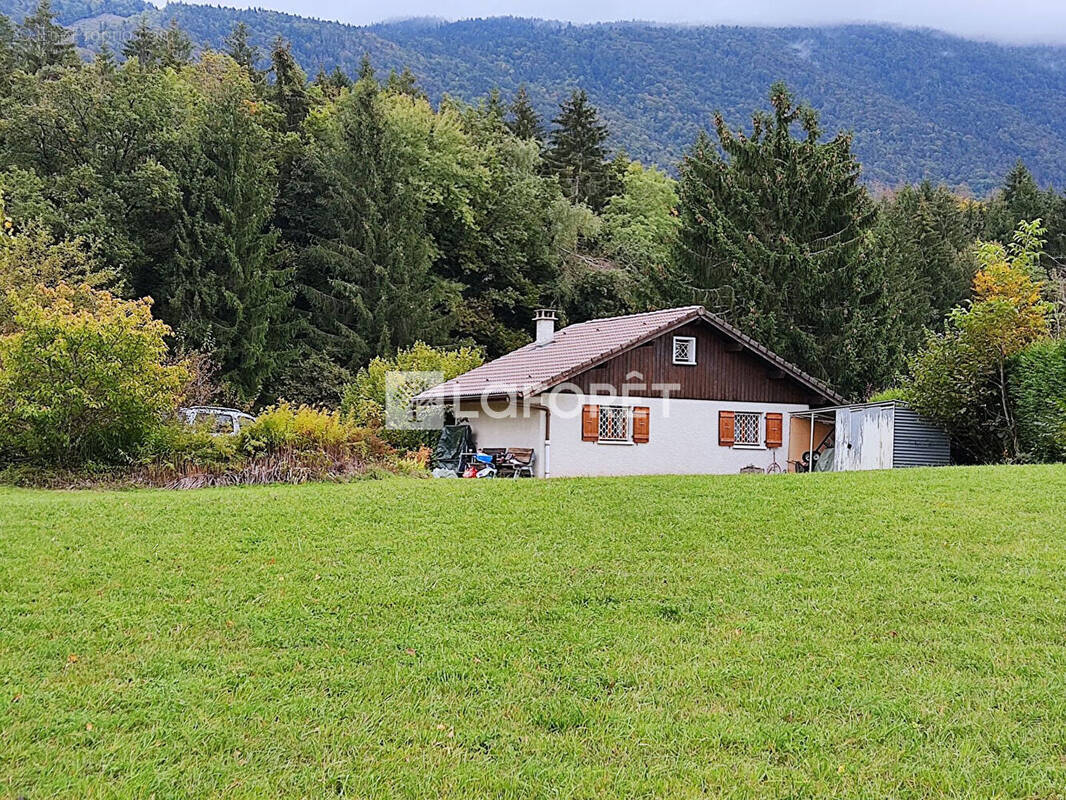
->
[565, 319, 828, 405]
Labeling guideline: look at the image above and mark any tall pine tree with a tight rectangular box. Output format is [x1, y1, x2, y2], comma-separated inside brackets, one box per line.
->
[508, 85, 543, 142]
[291, 70, 449, 391]
[159, 20, 193, 69]
[870, 181, 979, 363]
[546, 88, 616, 211]
[224, 22, 260, 75]
[269, 37, 310, 132]
[122, 16, 159, 67]
[16, 0, 77, 72]
[984, 161, 1066, 272]
[674, 83, 887, 397]
[167, 57, 291, 400]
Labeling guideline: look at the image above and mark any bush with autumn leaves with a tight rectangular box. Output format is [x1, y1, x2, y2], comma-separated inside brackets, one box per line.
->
[900, 220, 1066, 462]
[0, 286, 412, 485]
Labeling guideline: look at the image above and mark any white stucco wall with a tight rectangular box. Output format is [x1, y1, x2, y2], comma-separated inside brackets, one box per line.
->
[547, 394, 809, 477]
[453, 394, 809, 477]
[455, 399, 546, 476]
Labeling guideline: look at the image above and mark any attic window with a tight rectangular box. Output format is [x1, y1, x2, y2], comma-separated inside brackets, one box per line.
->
[673, 336, 696, 365]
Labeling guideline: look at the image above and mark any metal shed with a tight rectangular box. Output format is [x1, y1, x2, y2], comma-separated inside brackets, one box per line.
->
[790, 401, 950, 472]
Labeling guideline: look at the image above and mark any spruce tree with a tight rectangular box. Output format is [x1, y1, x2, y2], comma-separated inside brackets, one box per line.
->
[168, 67, 291, 400]
[16, 0, 77, 72]
[870, 181, 978, 364]
[294, 71, 447, 375]
[546, 88, 613, 211]
[674, 82, 885, 397]
[383, 66, 422, 99]
[224, 21, 260, 74]
[984, 161, 1066, 271]
[313, 66, 352, 99]
[269, 37, 310, 132]
[92, 42, 116, 73]
[122, 16, 159, 67]
[0, 14, 18, 94]
[508, 84, 543, 142]
[159, 19, 192, 69]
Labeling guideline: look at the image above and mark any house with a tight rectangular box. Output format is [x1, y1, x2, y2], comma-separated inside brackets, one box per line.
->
[415, 305, 854, 477]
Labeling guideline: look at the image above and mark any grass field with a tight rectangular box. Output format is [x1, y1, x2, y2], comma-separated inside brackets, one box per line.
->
[2, 466, 1066, 798]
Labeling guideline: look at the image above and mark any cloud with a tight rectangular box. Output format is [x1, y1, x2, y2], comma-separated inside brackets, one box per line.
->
[171, 0, 1066, 44]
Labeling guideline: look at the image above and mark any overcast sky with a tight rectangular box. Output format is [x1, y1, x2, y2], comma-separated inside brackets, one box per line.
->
[170, 0, 1066, 43]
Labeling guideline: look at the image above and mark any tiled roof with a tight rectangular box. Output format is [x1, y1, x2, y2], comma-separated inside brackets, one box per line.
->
[414, 305, 845, 405]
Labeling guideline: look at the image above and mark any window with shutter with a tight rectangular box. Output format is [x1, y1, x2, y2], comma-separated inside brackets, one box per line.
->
[734, 412, 761, 446]
[598, 406, 629, 442]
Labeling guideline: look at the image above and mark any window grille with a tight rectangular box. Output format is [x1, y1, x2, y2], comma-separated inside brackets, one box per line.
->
[734, 411, 761, 446]
[673, 336, 696, 365]
[598, 405, 629, 442]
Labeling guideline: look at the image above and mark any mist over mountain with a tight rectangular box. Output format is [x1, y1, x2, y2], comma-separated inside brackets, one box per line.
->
[11, 0, 1066, 192]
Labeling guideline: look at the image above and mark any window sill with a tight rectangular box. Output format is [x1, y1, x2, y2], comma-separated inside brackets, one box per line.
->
[672, 360, 696, 366]
[732, 444, 765, 450]
[597, 439, 634, 446]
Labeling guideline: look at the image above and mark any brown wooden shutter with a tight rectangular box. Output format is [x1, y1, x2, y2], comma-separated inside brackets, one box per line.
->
[765, 412, 783, 448]
[582, 404, 599, 441]
[632, 407, 650, 443]
[718, 410, 735, 446]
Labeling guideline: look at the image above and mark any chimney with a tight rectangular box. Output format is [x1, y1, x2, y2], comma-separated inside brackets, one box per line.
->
[534, 308, 557, 346]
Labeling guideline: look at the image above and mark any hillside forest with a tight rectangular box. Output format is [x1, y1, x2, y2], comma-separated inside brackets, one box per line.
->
[1, 1, 1065, 473]
[7, 0, 1066, 193]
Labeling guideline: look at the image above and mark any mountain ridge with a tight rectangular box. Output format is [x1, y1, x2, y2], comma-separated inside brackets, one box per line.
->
[8, 0, 1066, 193]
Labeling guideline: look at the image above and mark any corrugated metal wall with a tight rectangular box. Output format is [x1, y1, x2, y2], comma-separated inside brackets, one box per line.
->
[892, 406, 951, 468]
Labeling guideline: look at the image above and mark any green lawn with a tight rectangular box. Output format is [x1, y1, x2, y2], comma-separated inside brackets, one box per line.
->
[2, 466, 1066, 798]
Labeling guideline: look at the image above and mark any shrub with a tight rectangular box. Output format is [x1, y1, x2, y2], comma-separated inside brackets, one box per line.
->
[869, 387, 906, 403]
[902, 221, 1053, 462]
[0, 284, 187, 466]
[341, 342, 483, 451]
[238, 403, 391, 462]
[0, 196, 116, 331]
[138, 422, 237, 468]
[1010, 339, 1066, 463]
[130, 404, 411, 489]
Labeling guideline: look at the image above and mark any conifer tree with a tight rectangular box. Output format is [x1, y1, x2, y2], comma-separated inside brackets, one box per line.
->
[122, 15, 159, 67]
[984, 161, 1066, 271]
[269, 37, 310, 132]
[483, 87, 506, 124]
[224, 21, 260, 74]
[92, 42, 116, 73]
[315, 66, 351, 98]
[675, 82, 886, 397]
[167, 62, 291, 400]
[294, 71, 448, 375]
[16, 0, 77, 72]
[159, 19, 192, 69]
[383, 66, 422, 99]
[0, 15, 19, 94]
[508, 84, 543, 142]
[546, 88, 614, 211]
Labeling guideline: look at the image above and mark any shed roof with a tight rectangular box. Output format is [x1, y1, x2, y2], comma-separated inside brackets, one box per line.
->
[414, 305, 845, 405]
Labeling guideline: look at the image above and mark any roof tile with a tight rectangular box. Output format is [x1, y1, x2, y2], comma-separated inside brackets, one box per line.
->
[414, 305, 844, 404]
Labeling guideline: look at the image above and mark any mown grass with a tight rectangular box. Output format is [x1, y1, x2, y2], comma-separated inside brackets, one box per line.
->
[2, 465, 1066, 798]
